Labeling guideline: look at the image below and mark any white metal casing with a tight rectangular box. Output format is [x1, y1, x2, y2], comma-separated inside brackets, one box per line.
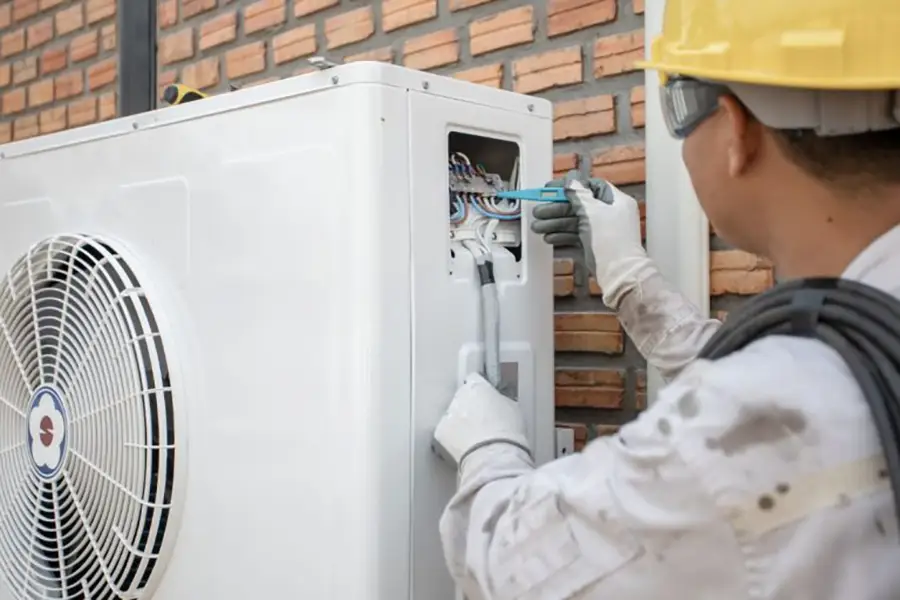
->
[643, 0, 710, 403]
[0, 62, 554, 599]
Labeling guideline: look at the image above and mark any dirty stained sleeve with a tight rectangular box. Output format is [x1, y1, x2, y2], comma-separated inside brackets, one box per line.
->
[438, 378, 736, 599]
[615, 266, 722, 382]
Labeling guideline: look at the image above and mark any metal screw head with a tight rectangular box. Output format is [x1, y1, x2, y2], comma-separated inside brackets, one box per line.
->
[132, 122, 139, 130]
[491, 233, 498, 240]
[449, 231, 456, 239]
[527, 103, 534, 112]
[331, 76, 339, 84]
[422, 81, 430, 90]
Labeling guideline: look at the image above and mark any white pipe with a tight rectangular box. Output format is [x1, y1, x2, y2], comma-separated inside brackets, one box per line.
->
[643, 0, 710, 404]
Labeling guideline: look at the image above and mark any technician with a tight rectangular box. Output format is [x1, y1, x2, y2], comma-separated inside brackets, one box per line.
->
[433, 0, 900, 597]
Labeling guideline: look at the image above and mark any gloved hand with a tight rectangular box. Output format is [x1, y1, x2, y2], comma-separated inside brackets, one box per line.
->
[433, 373, 531, 468]
[531, 170, 648, 309]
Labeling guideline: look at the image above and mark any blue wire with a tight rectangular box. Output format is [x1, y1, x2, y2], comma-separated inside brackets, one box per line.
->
[470, 201, 521, 221]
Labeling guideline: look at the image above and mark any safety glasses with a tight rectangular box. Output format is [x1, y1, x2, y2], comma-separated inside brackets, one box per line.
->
[660, 76, 731, 139]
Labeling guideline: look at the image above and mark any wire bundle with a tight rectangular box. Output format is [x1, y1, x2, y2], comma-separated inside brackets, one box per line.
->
[697, 277, 900, 530]
[448, 152, 521, 222]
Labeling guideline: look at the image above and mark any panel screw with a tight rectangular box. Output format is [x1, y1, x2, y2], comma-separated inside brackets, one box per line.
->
[132, 122, 139, 129]
[449, 231, 456, 239]
[331, 76, 339, 84]
[527, 103, 534, 112]
[422, 81, 430, 90]
[492, 233, 497, 240]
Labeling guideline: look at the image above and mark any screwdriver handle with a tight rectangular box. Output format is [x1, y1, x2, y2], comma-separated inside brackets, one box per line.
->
[162, 84, 207, 106]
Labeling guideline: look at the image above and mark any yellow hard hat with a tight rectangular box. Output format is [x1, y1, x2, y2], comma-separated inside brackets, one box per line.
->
[638, 0, 900, 90]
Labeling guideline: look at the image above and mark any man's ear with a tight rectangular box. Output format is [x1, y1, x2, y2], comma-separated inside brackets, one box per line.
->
[719, 95, 760, 178]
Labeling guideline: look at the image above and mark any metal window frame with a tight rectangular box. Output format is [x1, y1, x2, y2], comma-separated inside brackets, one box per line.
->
[643, 0, 711, 404]
[118, 0, 157, 117]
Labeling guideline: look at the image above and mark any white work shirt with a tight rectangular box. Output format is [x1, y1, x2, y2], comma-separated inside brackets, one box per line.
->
[440, 225, 900, 599]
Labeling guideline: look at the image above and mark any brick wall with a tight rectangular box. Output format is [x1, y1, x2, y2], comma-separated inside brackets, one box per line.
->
[0, 0, 117, 142]
[0, 0, 772, 450]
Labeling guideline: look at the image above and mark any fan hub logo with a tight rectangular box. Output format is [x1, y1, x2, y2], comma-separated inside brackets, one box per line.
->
[26, 386, 69, 480]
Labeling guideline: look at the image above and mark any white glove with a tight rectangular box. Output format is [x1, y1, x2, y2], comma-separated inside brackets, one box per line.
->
[433, 373, 531, 468]
[531, 170, 650, 309]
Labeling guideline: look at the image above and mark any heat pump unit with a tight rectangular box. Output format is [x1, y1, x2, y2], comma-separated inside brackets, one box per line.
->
[0, 61, 554, 599]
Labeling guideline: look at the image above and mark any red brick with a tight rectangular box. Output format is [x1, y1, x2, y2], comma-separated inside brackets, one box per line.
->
[98, 90, 115, 120]
[97, 23, 114, 51]
[12, 56, 37, 84]
[0, 64, 9, 88]
[512, 46, 581, 94]
[635, 370, 647, 409]
[324, 6, 374, 50]
[55, 3, 84, 36]
[588, 277, 602, 296]
[70, 30, 98, 62]
[244, 0, 286, 35]
[1, 29, 26, 58]
[159, 28, 194, 66]
[633, 0, 645, 14]
[26, 18, 53, 49]
[0, 123, 9, 144]
[0, 4, 9, 29]
[548, 0, 616, 37]
[555, 368, 624, 409]
[553, 153, 578, 178]
[199, 12, 236, 51]
[28, 78, 53, 107]
[403, 28, 458, 71]
[85, 0, 115, 24]
[13, 114, 38, 140]
[345, 46, 393, 62]
[591, 143, 645, 185]
[710, 249, 773, 271]
[55, 70, 83, 99]
[710, 268, 774, 296]
[182, 56, 220, 90]
[2, 88, 26, 114]
[554, 275, 575, 297]
[554, 94, 615, 141]
[554, 258, 575, 275]
[38, 0, 66, 10]
[87, 57, 115, 90]
[594, 30, 644, 78]
[554, 312, 623, 354]
[294, 0, 338, 18]
[630, 85, 645, 128]
[13, 0, 38, 22]
[272, 24, 315, 65]
[453, 63, 502, 88]
[709, 250, 776, 296]
[449, 0, 492, 10]
[470, 6, 533, 56]
[383, 0, 437, 32]
[40, 46, 66, 74]
[182, 0, 216, 20]
[39, 105, 66, 134]
[68, 96, 96, 127]
[158, 0, 177, 29]
[225, 41, 266, 79]
[158, 69, 177, 97]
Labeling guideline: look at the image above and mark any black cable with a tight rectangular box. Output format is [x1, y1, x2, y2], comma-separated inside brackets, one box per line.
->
[697, 277, 900, 530]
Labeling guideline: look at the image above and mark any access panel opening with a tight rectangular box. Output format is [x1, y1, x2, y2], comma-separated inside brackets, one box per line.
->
[447, 132, 523, 262]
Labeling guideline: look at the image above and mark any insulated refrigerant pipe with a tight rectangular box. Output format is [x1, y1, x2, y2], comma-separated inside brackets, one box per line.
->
[697, 277, 900, 530]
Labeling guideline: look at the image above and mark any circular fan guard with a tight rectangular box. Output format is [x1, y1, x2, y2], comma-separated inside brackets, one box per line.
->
[0, 235, 177, 599]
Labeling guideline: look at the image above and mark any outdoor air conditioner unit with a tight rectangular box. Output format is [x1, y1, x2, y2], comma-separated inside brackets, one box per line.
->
[0, 62, 554, 599]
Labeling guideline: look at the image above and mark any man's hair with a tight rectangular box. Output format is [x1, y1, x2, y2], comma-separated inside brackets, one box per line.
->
[773, 128, 900, 190]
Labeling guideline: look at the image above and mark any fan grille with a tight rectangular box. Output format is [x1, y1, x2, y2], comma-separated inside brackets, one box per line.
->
[0, 235, 177, 599]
